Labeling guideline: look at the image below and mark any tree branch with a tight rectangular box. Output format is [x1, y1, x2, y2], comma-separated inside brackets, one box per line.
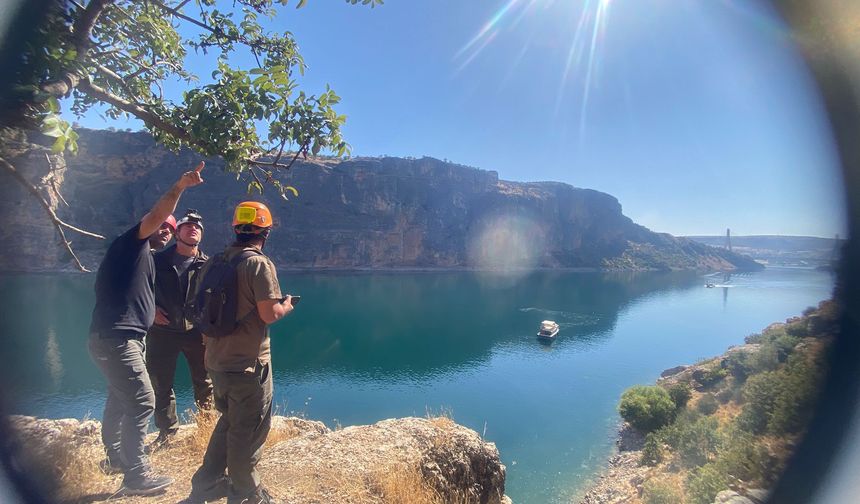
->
[93, 62, 142, 102]
[78, 78, 191, 141]
[40, 0, 116, 97]
[149, 0, 235, 41]
[0, 156, 104, 272]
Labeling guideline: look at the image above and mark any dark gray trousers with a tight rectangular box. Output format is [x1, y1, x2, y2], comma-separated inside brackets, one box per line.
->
[191, 361, 273, 501]
[88, 332, 155, 478]
[145, 331, 213, 432]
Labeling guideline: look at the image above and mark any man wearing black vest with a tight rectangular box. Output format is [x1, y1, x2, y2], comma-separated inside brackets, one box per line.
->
[146, 209, 213, 452]
[88, 162, 205, 496]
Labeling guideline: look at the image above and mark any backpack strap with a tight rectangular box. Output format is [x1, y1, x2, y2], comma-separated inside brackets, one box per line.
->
[229, 248, 264, 267]
[230, 248, 266, 324]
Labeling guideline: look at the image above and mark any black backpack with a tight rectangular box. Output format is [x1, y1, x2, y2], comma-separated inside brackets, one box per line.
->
[190, 249, 262, 338]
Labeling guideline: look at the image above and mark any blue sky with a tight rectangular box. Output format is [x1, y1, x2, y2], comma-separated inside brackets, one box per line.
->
[71, 0, 848, 237]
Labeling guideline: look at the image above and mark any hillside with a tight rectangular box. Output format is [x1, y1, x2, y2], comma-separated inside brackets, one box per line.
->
[686, 235, 841, 267]
[1, 129, 761, 272]
[579, 300, 840, 504]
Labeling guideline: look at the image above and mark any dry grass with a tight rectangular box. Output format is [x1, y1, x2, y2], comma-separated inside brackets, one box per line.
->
[34, 410, 479, 504]
[33, 432, 106, 502]
[369, 462, 481, 504]
[185, 407, 218, 455]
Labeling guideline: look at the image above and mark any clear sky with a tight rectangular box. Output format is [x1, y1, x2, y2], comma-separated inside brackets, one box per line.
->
[71, 0, 848, 238]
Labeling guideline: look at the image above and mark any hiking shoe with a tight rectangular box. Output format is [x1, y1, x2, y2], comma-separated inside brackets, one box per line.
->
[145, 429, 177, 454]
[231, 486, 277, 504]
[183, 476, 230, 503]
[120, 472, 174, 496]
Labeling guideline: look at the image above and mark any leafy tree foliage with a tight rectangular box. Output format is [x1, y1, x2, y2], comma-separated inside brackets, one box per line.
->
[666, 382, 692, 410]
[618, 385, 676, 433]
[6, 0, 381, 198]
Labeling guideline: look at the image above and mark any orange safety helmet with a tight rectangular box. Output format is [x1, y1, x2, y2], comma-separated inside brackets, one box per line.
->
[232, 201, 273, 233]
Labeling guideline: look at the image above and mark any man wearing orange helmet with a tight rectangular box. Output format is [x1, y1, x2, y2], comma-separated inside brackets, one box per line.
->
[186, 201, 294, 504]
[88, 162, 205, 497]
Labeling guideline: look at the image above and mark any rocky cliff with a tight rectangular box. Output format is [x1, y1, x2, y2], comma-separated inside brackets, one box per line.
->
[5, 414, 509, 503]
[0, 129, 762, 272]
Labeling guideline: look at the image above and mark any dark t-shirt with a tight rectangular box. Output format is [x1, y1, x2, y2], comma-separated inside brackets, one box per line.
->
[90, 222, 155, 336]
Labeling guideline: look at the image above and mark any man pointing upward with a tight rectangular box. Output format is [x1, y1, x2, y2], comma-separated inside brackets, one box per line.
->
[88, 162, 205, 496]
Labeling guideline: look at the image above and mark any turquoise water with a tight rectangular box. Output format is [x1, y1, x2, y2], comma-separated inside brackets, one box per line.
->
[0, 267, 834, 503]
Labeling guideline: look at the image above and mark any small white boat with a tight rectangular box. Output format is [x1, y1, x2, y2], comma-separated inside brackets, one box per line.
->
[537, 320, 560, 340]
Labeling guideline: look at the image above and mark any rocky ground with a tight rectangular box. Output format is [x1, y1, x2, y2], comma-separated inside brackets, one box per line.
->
[4, 414, 510, 504]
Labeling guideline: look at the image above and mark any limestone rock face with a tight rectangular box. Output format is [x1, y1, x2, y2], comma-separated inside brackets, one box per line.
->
[1, 129, 762, 272]
[261, 417, 507, 504]
[4, 415, 508, 504]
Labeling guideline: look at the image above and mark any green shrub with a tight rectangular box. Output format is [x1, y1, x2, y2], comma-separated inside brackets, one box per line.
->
[639, 432, 664, 467]
[744, 332, 762, 344]
[785, 320, 809, 338]
[769, 354, 820, 435]
[693, 366, 727, 388]
[748, 345, 780, 374]
[619, 386, 677, 433]
[668, 416, 722, 467]
[687, 463, 729, 504]
[770, 333, 801, 362]
[737, 371, 781, 434]
[724, 351, 753, 381]
[667, 382, 693, 410]
[642, 479, 683, 504]
[715, 430, 772, 483]
[715, 386, 734, 404]
[696, 393, 719, 416]
[738, 353, 824, 436]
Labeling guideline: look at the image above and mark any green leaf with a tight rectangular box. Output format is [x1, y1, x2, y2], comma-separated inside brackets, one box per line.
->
[51, 136, 66, 153]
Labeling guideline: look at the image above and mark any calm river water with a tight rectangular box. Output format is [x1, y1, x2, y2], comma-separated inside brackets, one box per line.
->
[0, 267, 834, 503]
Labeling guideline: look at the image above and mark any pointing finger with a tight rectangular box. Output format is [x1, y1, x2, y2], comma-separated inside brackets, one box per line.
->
[194, 161, 205, 173]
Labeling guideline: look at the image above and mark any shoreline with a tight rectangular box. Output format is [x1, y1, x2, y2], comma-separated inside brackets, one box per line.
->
[0, 265, 764, 275]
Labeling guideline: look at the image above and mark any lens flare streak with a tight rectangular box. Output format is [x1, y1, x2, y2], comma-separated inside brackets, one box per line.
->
[576, 0, 613, 145]
[455, 0, 525, 60]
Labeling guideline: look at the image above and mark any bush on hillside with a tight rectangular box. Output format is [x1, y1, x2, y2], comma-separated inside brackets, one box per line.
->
[666, 382, 692, 410]
[785, 320, 809, 338]
[715, 430, 774, 484]
[668, 416, 722, 467]
[739, 351, 825, 436]
[642, 479, 683, 504]
[692, 366, 727, 388]
[686, 463, 730, 504]
[715, 386, 734, 404]
[748, 345, 780, 374]
[737, 371, 781, 434]
[696, 393, 719, 416]
[769, 333, 801, 362]
[619, 386, 676, 433]
[769, 354, 820, 434]
[744, 332, 762, 344]
[640, 432, 664, 467]
[724, 350, 753, 381]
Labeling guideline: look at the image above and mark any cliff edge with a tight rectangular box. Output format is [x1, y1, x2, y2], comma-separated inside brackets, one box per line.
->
[5, 414, 510, 504]
[0, 129, 761, 273]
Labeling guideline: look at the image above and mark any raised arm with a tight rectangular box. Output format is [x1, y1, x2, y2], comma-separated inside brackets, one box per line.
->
[137, 162, 205, 240]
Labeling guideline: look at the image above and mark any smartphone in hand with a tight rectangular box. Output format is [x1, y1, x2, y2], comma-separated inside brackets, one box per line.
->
[285, 295, 300, 306]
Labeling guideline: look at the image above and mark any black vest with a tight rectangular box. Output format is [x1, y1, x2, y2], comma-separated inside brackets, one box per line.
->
[150, 244, 208, 336]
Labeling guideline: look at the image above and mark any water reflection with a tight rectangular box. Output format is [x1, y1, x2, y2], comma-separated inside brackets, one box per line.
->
[272, 270, 702, 379]
[0, 270, 702, 402]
